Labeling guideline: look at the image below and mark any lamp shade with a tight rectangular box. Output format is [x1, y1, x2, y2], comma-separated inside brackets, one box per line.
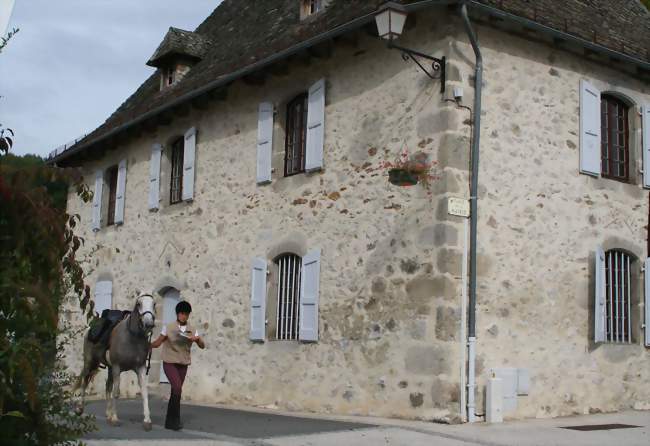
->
[375, 2, 408, 40]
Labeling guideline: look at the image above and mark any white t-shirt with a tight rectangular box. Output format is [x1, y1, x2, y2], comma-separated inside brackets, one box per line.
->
[161, 323, 199, 337]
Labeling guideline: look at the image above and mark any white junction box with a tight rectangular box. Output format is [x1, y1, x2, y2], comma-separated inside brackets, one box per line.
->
[486, 376, 503, 423]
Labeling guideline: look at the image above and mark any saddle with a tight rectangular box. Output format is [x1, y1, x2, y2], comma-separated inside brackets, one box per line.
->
[88, 309, 131, 347]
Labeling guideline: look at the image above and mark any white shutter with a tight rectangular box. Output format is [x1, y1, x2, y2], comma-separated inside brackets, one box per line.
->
[594, 246, 606, 343]
[114, 159, 127, 225]
[645, 258, 650, 347]
[579, 79, 601, 177]
[257, 102, 273, 184]
[299, 248, 321, 342]
[305, 78, 325, 172]
[92, 170, 103, 232]
[94, 280, 112, 317]
[642, 106, 650, 189]
[182, 127, 197, 202]
[250, 258, 267, 342]
[149, 144, 162, 211]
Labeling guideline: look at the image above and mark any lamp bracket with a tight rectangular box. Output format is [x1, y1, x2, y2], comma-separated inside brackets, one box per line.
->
[388, 41, 446, 93]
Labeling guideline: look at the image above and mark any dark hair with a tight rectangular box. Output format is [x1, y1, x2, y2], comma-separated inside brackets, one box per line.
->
[175, 301, 192, 314]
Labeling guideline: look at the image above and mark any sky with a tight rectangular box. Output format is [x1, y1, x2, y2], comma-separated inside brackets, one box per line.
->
[0, 0, 222, 157]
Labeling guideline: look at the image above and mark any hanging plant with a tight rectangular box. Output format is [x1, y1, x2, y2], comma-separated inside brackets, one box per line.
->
[381, 146, 439, 190]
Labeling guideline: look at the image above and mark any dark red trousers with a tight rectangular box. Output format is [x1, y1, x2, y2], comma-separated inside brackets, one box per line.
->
[163, 362, 188, 397]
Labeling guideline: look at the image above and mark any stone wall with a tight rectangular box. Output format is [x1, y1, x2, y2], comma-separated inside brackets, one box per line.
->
[446, 17, 650, 419]
[63, 8, 469, 423]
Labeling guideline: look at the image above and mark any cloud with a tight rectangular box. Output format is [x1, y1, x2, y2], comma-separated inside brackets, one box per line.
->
[1, 0, 221, 157]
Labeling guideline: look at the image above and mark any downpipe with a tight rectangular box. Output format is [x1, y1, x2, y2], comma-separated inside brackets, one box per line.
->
[460, 2, 483, 423]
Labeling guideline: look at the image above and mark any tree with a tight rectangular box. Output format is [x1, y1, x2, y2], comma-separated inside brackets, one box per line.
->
[0, 29, 97, 446]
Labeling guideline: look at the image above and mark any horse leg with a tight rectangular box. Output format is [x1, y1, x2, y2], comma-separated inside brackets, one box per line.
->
[74, 363, 97, 415]
[105, 366, 114, 420]
[107, 366, 122, 426]
[136, 365, 152, 431]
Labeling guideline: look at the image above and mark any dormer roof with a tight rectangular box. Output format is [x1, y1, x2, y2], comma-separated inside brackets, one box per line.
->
[147, 27, 213, 68]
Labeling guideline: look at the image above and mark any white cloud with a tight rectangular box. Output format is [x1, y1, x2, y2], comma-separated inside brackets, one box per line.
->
[0, 0, 221, 157]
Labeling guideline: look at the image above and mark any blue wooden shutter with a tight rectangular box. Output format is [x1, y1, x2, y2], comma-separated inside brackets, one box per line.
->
[182, 127, 197, 202]
[250, 258, 267, 342]
[594, 246, 606, 343]
[114, 159, 127, 225]
[94, 280, 112, 316]
[92, 170, 103, 232]
[645, 258, 650, 347]
[299, 249, 321, 342]
[642, 106, 650, 189]
[305, 79, 325, 172]
[257, 102, 273, 184]
[579, 80, 601, 176]
[149, 144, 162, 211]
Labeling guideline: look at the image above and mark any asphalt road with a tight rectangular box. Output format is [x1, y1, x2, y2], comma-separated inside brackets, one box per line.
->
[83, 397, 376, 442]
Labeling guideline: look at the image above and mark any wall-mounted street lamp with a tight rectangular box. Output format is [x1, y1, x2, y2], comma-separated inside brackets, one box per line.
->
[375, 2, 446, 93]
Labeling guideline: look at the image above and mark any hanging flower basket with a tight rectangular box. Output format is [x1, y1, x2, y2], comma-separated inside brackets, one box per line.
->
[388, 168, 419, 186]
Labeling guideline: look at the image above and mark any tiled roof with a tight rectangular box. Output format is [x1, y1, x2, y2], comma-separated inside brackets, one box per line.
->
[50, 0, 650, 164]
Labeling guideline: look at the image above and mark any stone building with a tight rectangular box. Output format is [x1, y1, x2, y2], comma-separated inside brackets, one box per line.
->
[50, 0, 650, 423]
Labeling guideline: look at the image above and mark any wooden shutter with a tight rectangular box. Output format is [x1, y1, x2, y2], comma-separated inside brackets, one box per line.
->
[305, 79, 325, 172]
[645, 258, 650, 347]
[250, 258, 267, 342]
[641, 104, 650, 189]
[299, 248, 321, 342]
[149, 144, 162, 211]
[94, 280, 112, 316]
[182, 127, 197, 202]
[594, 246, 606, 343]
[257, 102, 273, 184]
[92, 170, 103, 232]
[579, 80, 601, 177]
[114, 159, 127, 225]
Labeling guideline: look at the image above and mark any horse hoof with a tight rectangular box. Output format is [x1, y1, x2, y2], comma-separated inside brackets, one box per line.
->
[108, 419, 122, 427]
[143, 421, 152, 431]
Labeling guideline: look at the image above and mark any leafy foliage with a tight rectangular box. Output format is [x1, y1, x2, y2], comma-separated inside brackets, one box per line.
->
[0, 147, 97, 442]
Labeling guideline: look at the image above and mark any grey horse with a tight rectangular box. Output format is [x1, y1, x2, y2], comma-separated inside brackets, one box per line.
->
[74, 294, 156, 430]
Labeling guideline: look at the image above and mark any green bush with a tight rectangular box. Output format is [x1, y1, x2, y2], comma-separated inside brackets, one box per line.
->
[0, 153, 97, 445]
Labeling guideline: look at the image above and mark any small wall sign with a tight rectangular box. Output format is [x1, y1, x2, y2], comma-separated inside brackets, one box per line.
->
[448, 197, 470, 218]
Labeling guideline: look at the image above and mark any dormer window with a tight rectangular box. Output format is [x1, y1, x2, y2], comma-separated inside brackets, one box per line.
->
[147, 27, 212, 91]
[165, 67, 175, 87]
[301, 0, 324, 19]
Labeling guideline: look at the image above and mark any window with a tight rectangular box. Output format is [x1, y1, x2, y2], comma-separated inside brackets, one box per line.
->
[601, 95, 629, 182]
[301, 0, 322, 17]
[604, 249, 633, 343]
[275, 253, 302, 340]
[170, 137, 184, 204]
[285, 93, 308, 176]
[163, 67, 176, 88]
[106, 165, 118, 226]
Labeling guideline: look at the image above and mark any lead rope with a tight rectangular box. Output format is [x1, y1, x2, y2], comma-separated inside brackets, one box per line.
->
[145, 332, 153, 375]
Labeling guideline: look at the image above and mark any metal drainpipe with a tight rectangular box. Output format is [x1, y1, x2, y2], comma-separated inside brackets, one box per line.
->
[460, 2, 482, 423]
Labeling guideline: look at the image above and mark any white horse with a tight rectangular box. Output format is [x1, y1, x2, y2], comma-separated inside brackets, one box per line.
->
[74, 294, 156, 431]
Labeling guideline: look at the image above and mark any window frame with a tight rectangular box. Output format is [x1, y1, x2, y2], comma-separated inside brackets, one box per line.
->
[600, 94, 630, 183]
[301, 0, 323, 17]
[170, 137, 184, 205]
[106, 165, 119, 226]
[284, 92, 308, 177]
[603, 249, 634, 344]
[274, 253, 302, 341]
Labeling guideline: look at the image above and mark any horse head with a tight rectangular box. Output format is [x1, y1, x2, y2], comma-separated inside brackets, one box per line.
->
[135, 293, 156, 331]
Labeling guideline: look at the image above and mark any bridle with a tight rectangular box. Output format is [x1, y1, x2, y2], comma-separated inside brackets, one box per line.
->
[127, 295, 156, 336]
[127, 294, 156, 375]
